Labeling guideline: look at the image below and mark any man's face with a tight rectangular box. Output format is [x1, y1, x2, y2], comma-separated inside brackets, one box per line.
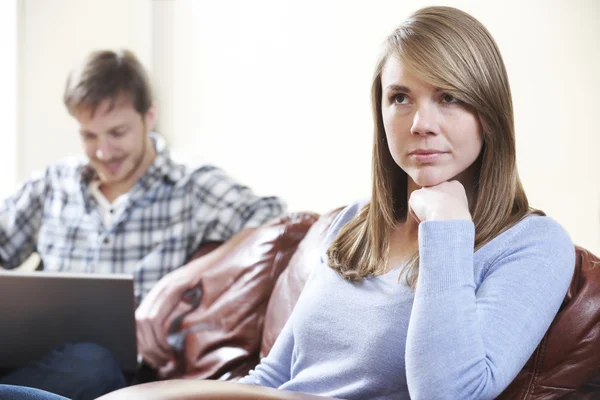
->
[75, 96, 155, 188]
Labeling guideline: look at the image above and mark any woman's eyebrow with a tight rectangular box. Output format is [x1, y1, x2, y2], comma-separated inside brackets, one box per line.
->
[385, 84, 411, 92]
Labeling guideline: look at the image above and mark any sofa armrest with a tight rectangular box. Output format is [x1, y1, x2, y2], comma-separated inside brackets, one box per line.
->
[97, 380, 334, 400]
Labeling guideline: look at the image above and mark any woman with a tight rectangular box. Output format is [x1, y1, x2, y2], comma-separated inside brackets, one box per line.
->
[240, 6, 575, 400]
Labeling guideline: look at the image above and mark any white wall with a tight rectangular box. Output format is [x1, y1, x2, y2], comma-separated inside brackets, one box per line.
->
[18, 0, 600, 254]
[158, 0, 600, 253]
[0, 1, 18, 199]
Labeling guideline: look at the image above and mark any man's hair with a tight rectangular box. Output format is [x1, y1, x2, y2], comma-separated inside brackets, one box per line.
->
[63, 49, 153, 117]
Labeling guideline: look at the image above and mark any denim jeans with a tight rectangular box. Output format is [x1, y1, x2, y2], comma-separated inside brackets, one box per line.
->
[0, 343, 127, 400]
[0, 385, 69, 400]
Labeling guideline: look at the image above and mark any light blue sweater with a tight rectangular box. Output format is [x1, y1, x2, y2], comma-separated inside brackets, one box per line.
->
[240, 201, 575, 399]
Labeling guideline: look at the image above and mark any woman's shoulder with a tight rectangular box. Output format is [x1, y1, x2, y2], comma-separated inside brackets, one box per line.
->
[506, 214, 572, 249]
[322, 198, 370, 248]
[484, 213, 575, 272]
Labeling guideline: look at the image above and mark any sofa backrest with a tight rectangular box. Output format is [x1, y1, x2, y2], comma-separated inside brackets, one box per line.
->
[159, 212, 318, 381]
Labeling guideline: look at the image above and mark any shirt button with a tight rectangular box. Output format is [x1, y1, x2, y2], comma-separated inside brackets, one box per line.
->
[103, 237, 110, 244]
[109, 209, 114, 214]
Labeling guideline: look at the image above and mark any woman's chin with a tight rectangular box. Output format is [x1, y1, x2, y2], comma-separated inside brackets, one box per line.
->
[409, 173, 448, 188]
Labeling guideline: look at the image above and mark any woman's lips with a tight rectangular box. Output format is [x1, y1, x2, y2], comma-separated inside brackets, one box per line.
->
[408, 150, 448, 162]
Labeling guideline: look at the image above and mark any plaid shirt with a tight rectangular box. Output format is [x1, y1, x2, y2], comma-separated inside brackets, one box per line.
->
[0, 135, 286, 304]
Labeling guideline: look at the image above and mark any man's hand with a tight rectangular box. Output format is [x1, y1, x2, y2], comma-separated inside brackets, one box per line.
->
[135, 229, 252, 369]
[135, 261, 202, 369]
[408, 181, 472, 223]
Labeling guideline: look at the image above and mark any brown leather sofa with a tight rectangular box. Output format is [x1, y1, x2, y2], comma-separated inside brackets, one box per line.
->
[99, 209, 600, 400]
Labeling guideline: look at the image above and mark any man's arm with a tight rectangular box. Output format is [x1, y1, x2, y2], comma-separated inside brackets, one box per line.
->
[0, 170, 48, 269]
[135, 228, 256, 368]
[136, 166, 286, 368]
[197, 166, 287, 243]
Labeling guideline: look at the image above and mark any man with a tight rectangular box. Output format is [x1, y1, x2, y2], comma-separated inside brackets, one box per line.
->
[0, 49, 286, 399]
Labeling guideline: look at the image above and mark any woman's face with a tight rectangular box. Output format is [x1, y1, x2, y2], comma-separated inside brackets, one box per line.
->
[380, 57, 483, 188]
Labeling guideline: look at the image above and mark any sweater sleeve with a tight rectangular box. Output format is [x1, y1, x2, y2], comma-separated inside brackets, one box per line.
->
[405, 217, 575, 400]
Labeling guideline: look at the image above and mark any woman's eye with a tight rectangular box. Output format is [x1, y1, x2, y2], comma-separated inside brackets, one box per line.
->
[393, 94, 409, 105]
[441, 93, 457, 103]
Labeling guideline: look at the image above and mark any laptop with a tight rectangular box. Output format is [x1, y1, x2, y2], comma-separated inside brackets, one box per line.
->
[0, 270, 137, 371]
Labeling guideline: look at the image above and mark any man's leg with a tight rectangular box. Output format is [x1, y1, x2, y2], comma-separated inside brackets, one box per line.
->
[0, 385, 69, 400]
[0, 343, 126, 400]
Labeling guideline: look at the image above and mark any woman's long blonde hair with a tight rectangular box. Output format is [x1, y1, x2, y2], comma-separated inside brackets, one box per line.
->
[327, 6, 541, 286]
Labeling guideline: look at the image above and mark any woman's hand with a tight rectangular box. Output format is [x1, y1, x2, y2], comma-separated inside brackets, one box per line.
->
[408, 181, 472, 223]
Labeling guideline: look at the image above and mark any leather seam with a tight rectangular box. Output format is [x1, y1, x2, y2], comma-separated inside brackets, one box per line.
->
[524, 333, 549, 399]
